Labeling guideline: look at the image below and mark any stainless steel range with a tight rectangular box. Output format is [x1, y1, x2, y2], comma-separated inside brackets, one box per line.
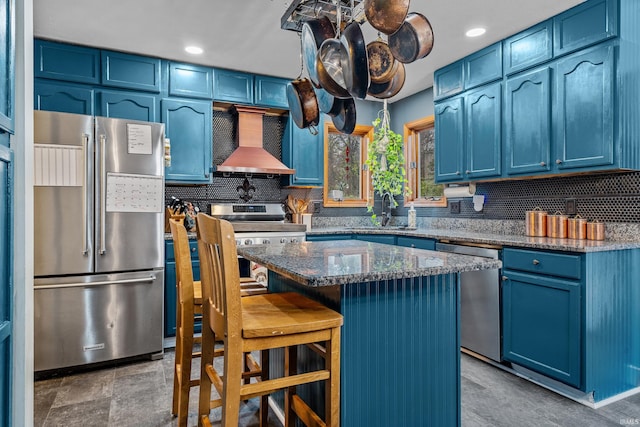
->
[210, 203, 306, 283]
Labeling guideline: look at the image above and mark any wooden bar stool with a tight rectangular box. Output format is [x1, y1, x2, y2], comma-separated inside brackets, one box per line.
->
[169, 219, 267, 427]
[196, 213, 343, 427]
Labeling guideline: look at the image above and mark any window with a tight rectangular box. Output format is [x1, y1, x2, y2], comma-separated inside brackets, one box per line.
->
[404, 116, 447, 207]
[323, 122, 374, 207]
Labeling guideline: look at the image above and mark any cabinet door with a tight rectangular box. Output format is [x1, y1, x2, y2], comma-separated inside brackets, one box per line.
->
[162, 98, 212, 183]
[353, 234, 396, 245]
[503, 20, 553, 76]
[554, 44, 614, 170]
[465, 83, 501, 179]
[553, 0, 617, 57]
[434, 96, 464, 182]
[34, 80, 94, 115]
[502, 270, 582, 388]
[168, 62, 213, 100]
[0, 0, 14, 133]
[34, 39, 100, 85]
[396, 236, 435, 250]
[213, 69, 253, 104]
[433, 61, 463, 100]
[0, 144, 12, 426]
[98, 90, 157, 122]
[101, 51, 161, 93]
[254, 76, 289, 108]
[283, 115, 324, 186]
[505, 67, 552, 175]
[464, 43, 502, 90]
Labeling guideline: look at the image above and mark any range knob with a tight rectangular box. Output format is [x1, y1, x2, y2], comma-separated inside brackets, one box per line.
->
[262, 239, 271, 244]
[244, 239, 253, 245]
[235, 239, 241, 246]
[280, 237, 287, 243]
[291, 238, 299, 243]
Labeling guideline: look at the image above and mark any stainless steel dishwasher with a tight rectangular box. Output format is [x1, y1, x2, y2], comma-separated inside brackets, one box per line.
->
[435, 241, 502, 362]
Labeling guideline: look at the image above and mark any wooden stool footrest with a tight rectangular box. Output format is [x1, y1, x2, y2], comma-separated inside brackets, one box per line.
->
[240, 370, 330, 401]
[291, 394, 326, 427]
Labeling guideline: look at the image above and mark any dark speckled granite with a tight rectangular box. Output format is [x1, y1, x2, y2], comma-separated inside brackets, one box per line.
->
[237, 240, 501, 287]
[307, 227, 640, 253]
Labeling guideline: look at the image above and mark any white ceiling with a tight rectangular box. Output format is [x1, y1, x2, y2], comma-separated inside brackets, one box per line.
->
[33, 0, 584, 102]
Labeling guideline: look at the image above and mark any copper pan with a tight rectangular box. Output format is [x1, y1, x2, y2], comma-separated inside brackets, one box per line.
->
[364, 0, 410, 35]
[301, 17, 335, 88]
[367, 61, 405, 99]
[367, 40, 399, 84]
[286, 78, 319, 130]
[389, 12, 435, 64]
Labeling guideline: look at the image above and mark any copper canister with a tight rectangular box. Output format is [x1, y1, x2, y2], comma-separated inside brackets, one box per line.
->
[567, 215, 587, 240]
[547, 212, 568, 238]
[525, 208, 547, 237]
[586, 221, 605, 240]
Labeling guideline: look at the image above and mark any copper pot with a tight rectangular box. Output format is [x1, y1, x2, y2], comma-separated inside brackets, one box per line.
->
[367, 40, 398, 84]
[388, 12, 435, 64]
[367, 61, 405, 99]
[525, 208, 547, 237]
[286, 78, 319, 130]
[547, 212, 568, 238]
[364, 0, 410, 35]
[567, 215, 587, 240]
[586, 221, 605, 240]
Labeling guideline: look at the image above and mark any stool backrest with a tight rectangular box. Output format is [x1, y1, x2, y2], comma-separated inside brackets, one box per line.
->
[196, 213, 242, 340]
[169, 218, 195, 307]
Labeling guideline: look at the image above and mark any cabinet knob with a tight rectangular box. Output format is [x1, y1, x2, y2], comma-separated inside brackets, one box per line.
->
[532, 259, 540, 265]
[411, 244, 415, 248]
[204, 173, 210, 178]
[191, 247, 196, 253]
[465, 170, 471, 174]
[556, 159, 562, 165]
[456, 171, 461, 175]
[540, 162, 546, 167]
[502, 275, 509, 281]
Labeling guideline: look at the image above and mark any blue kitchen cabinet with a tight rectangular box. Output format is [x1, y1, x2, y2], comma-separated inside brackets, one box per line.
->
[553, 0, 617, 57]
[164, 240, 200, 337]
[434, 96, 464, 182]
[0, 0, 13, 134]
[503, 20, 553, 76]
[433, 61, 463, 101]
[463, 43, 502, 90]
[282, 115, 324, 186]
[162, 98, 212, 183]
[254, 76, 289, 109]
[306, 234, 352, 242]
[34, 80, 94, 115]
[465, 82, 501, 179]
[554, 43, 614, 171]
[353, 234, 396, 245]
[213, 69, 254, 104]
[504, 67, 552, 176]
[101, 51, 161, 93]
[34, 39, 100, 85]
[396, 236, 436, 250]
[168, 62, 213, 100]
[98, 90, 158, 122]
[0, 144, 12, 426]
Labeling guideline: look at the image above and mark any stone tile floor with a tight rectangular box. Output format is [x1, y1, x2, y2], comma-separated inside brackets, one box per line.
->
[35, 351, 639, 427]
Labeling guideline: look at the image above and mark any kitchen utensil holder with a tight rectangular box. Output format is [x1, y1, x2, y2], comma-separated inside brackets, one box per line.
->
[525, 207, 547, 237]
[547, 211, 568, 238]
[586, 221, 605, 240]
[567, 215, 587, 240]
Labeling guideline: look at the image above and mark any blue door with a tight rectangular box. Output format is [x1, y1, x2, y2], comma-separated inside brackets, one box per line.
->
[98, 90, 158, 122]
[34, 80, 94, 115]
[0, 143, 12, 426]
[465, 82, 502, 179]
[434, 96, 464, 182]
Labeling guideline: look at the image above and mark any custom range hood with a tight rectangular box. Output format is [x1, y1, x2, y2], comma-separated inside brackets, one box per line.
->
[216, 105, 295, 175]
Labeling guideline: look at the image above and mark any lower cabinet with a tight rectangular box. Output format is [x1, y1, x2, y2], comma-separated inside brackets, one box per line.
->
[353, 234, 396, 245]
[164, 240, 200, 338]
[502, 269, 582, 388]
[396, 236, 436, 250]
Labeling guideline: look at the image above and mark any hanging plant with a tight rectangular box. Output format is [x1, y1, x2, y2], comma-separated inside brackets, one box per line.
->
[365, 101, 409, 225]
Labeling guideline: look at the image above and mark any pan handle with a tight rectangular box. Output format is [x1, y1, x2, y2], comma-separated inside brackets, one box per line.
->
[307, 124, 319, 136]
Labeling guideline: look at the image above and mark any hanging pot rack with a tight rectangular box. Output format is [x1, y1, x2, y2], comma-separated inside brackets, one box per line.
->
[281, 0, 365, 32]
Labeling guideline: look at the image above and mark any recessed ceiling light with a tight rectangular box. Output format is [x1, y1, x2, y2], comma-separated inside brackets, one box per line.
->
[185, 46, 203, 55]
[466, 28, 486, 38]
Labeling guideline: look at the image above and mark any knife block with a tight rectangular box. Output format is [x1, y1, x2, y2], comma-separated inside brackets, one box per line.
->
[165, 207, 185, 233]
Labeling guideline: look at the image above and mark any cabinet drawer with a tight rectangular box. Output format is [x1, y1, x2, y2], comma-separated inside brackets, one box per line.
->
[553, 0, 617, 57]
[396, 236, 435, 250]
[165, 239, 198, 263]
[503, 248, 581, 280]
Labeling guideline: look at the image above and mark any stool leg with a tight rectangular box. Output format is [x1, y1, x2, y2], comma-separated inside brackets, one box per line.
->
[221, 340, 243, 427]
[326, 328, 341, 427]
[177, 331, 193, 427]
[198, 328, 215, 427]
[172, 300, 182, 416]
[259, 349, 269, 426]
[284, 345, 298, 427]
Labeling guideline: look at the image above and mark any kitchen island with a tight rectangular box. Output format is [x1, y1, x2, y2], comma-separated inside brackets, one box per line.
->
[237, 239, 501, 427]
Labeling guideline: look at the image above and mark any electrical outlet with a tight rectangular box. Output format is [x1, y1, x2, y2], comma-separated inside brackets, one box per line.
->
[313, 201, 321, 212]
[565, 199, 577, 215]
[450, 200, 461, 214]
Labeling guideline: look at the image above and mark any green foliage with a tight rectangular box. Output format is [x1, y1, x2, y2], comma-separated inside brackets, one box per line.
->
[365, 109, 410, 224]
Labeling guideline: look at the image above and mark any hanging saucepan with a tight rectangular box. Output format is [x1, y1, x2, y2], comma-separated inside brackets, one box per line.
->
[367, 61, 405, 99]
[340, 21, 370, 100]
[388, 12, 435, 64]
[301, 17, 335, 88]
[363, 0, 410, 35]
[367, 40, 399, 84]
[331, 96, 357, 135]
[316, 38, 352, 99]
[315, 86, 342, 116]
[287, 78, 319, 130]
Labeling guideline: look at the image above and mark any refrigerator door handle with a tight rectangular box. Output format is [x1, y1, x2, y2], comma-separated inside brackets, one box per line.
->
[99, 134, 107, 255]
[82, 133, 90, 255]
[34, 275, 157, 290]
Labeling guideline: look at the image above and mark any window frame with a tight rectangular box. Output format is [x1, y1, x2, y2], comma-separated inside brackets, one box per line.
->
[404, 115, 447, 207]
[323, 122, 374, 208]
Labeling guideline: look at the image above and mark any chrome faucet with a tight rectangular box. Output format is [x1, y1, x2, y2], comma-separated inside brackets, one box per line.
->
[380, 192, 393, 227]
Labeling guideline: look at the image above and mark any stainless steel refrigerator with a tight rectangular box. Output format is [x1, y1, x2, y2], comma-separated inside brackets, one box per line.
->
[34, 110, 165, 372]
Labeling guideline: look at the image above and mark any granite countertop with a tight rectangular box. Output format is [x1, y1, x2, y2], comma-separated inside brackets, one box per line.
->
[306, 227, 640, 253]
[236, 240, 501, 287]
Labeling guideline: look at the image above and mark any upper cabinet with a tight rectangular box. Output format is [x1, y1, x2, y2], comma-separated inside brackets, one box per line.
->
[101, 51, 161, 93]
[254, 76, 289, 109]
[98, 90, 158, 122]
[434, 0, 640, 183]
[168, 62, 213, 99]
[0, 0, 14, 134]
[34, 80, 95, 116]
[213, 69, 253, 104]
[282, 115, 324, 186]
[34, 40, 100, 85]
[553, 0, 617, 56]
